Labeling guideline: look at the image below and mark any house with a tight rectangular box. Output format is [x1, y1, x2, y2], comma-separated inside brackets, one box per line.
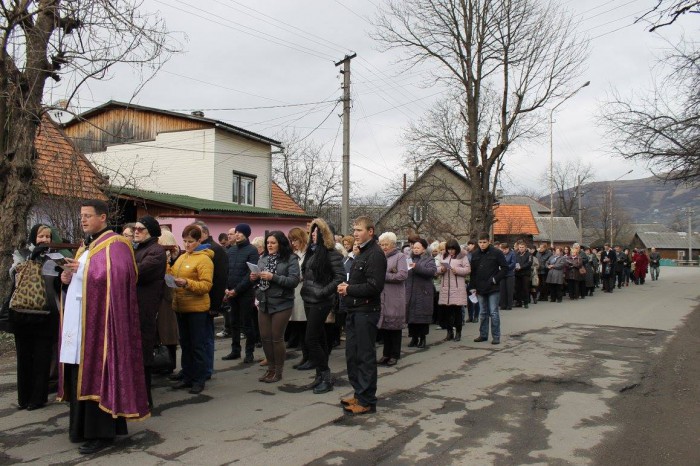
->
[492, 204, 539, 244]
[375, 160, 472, 241]
[115, 185, 312, 244]
[30, 115, 107, 241]
[532, 216, 580, 248]
[630, 224, 700, 261]
[62, 100, 282, 209]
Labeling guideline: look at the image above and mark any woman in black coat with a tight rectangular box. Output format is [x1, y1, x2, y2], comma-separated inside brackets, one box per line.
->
[300, 219, 346, 394]
[7, 224, 66, 410]
[132, 216, 167, 408]
[405, 239, 438, 349]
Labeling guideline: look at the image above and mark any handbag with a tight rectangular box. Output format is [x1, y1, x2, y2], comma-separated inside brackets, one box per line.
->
[9, 260, 49, 314]
[152, 345, 173, 372]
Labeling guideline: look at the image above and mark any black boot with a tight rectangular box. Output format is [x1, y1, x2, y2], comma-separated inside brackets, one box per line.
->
[313, 370, 334, 394]
[408, 336, 418, 347]
[454, 330, 461, 342]
[306, 369, 323, 390]
[417, 336, 426, 348]
[443, 329, 454, 341]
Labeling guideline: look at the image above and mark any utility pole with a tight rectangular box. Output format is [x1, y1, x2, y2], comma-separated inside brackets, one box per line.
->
[686, 207, 694, 263]
[335, 53, 356, 235]
[577, 175, 582, 244]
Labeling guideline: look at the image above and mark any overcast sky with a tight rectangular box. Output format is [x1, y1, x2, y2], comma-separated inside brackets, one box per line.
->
[48, 0, 696, 198]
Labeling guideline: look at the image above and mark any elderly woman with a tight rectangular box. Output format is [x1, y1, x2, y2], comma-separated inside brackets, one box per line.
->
[406, 239, 438, 349]
[300, 219, 345, 393]
[377, 232, 408, 366]
[252, 231, 300, 383]
[132, 216, 167, 407]
[287, 227, 310, 368]
[565, 245, 583, 300]
[546, 247, 566, 303]
[436, 239, 471, 342]
[157, 229, 180, 375]
[7, 224, 67, 411]
[171, 225, 214, 395]
[122, 223, 136, 242]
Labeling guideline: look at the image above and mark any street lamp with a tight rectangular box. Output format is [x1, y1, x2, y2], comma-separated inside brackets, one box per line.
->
[609, 169, 633, 244]
[549, 81, 590, 247]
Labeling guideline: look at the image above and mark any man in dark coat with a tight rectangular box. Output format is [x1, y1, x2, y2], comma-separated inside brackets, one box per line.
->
[470, 233, 508, 345]
[193, 222, 229, 376]
[535, 243, 552, 302]
[223, 224, 260, 362]
[337, 216, 387, 415]
[600, 243, 616, 293]
[513, 241, 532, 308]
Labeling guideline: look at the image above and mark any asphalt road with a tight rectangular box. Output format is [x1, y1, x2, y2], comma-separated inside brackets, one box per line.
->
[0, 267, 698, 465]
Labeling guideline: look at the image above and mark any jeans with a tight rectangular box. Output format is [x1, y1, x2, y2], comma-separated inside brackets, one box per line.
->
[305, 303, 332, 372]
[650, 265, 660, 280]
[229, 294, 256, 355]
[345, 311, 380, 407]
[478, 292, 500, 339]
[177, 312, 210, 385]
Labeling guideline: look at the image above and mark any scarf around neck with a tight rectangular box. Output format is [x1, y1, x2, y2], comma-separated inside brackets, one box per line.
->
[259, 253, 279, 290]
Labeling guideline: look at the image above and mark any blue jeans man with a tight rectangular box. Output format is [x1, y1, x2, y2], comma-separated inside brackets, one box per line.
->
[476, 291, 500, 344]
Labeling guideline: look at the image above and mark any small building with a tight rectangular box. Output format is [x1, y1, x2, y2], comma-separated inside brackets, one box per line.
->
[499, 195, 552, 217]
[492, 204, 539, 245]
[533, 216, 580, 249]
[630, 230, 700, 261]
[375, 160, 472, 242]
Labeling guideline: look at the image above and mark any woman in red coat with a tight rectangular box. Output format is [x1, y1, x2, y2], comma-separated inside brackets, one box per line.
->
[634, 250, 649, 285]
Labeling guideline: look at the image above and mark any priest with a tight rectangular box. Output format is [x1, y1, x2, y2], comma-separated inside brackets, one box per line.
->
[58, 199, 149, 455]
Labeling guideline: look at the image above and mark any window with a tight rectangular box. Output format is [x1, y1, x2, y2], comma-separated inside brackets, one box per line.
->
[408, 205, 424, 223]
[232, 171, 256, 205]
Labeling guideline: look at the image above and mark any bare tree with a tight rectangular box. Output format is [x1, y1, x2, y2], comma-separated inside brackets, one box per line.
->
[0, 0, 176, 298]
[638, 0, 700, 31]
[374, 0, 588, 236]
[602, 42, 700, 187]
[588, 187, 632, 246]
[540, 158, 595, 221]
[272, 132, 342, 217]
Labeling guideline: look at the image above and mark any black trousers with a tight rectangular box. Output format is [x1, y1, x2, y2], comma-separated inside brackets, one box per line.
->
[65, 364, 126, 442]
[345, 311, 379, 407]
[438, 305, 463, 332]
[537, 274, 549, 301]
[14, 332, 53, 407]
[381, 329, 402, 359]
[229, 294, 256, 354]
[408, 323, 429, 337]
[514, 274, 530, 304]
[304, 303, 332, 372]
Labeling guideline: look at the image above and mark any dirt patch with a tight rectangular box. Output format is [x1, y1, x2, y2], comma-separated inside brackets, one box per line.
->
[591, 304, 700, 466]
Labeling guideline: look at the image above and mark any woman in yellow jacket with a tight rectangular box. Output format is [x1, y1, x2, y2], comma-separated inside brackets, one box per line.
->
[171, 225, 214, 394]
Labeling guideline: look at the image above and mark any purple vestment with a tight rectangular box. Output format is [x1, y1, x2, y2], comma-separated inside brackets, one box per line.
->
[58, 231, 149, 420]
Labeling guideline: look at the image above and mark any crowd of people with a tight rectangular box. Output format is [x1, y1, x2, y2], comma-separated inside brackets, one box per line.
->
[1, 200, 662, 454]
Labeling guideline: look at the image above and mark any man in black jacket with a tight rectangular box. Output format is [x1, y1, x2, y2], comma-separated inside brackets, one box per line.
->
[223, 224, 260, 362]
[337, 216, 387, 415]
[469, 233, 508, 345]
[513, 240, 532, 308]
[600, 243, 616, 293]
[193, 222, 229, 378]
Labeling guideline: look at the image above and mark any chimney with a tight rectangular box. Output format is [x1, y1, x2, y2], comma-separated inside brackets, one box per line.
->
[191, 110, 204, 117]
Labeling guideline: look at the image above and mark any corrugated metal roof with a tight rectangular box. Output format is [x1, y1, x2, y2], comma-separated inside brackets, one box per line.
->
[500, 195, 552, 216]
[533, 217, 580, 242]
[636, 231, 700, 249]
[115, 187, 311, 218]
[630, 223, 675, 234]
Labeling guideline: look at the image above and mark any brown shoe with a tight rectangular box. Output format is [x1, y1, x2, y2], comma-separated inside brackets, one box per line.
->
[264, 368, 282, 383]
[340, 396, 358, 407]
[258, 370, 273, 382]
[344, 403, 376, 415]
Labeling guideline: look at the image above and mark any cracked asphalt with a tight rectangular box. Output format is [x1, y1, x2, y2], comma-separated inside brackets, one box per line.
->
[1, 267, 698, 465]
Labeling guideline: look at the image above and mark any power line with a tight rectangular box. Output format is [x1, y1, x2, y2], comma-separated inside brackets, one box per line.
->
[166, 100, 339, 112]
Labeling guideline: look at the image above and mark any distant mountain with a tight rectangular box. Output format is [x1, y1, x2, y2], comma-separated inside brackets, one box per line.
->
[540, 175, 699, 229]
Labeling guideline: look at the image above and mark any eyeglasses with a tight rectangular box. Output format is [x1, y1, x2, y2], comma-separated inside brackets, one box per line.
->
[133, 226, 147, 232]
[79, 214, 95, 220]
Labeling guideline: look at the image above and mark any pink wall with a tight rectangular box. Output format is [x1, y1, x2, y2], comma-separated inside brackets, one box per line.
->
[156, 215, 311, 245]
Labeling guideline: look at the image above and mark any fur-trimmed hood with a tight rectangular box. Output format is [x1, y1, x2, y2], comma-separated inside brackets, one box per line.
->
[310, 218, 335, 250]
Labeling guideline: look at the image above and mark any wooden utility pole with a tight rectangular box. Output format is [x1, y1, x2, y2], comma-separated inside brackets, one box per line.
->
[577, 175, 582, 244]
[335, 53, 356, 235]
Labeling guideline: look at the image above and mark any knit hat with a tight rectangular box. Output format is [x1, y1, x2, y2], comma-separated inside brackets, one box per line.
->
[235, 223, 252, 238]
[138, 215, 162, 238]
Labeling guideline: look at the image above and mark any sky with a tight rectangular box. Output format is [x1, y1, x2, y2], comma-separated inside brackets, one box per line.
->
[46, 0, 698, 200]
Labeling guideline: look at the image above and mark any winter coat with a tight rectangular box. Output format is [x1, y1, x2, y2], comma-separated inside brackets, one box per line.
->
[226, 239, 260, 296]
[601, 249, 616, 275]
[157, 285, 178, 346]
[345, 240, 387, 312]
[405, 253, 437, 324]
[614, 251, 628, 273]
[565, 254, 583, 281]
[172, 247, 215, 313]
[469, 244, 508, 295]
[583, 253, 595, 288]
[634, 253, 649, 278]
[503, 250, 516, 277]
[202, 237, 229, 313]
[290, 251, 306, 321]
[134, 237, 167, 366]
[545, 255, 566, 285]
[301, 248, 346, 306]
[379, 249, 408, 330]
[255, 254, 300, 314]
[514, 250, 533, 277]
[437, 252, 470, 306]
[536, 249, 552, 274]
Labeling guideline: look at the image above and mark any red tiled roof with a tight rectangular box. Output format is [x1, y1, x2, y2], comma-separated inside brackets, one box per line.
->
[493, 204, 539, 235]
[271, 181, 306, 214]
[34, 116, 106, 200]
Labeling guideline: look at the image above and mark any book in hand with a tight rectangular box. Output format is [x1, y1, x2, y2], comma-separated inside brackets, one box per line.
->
[46, 252, 70, 269]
